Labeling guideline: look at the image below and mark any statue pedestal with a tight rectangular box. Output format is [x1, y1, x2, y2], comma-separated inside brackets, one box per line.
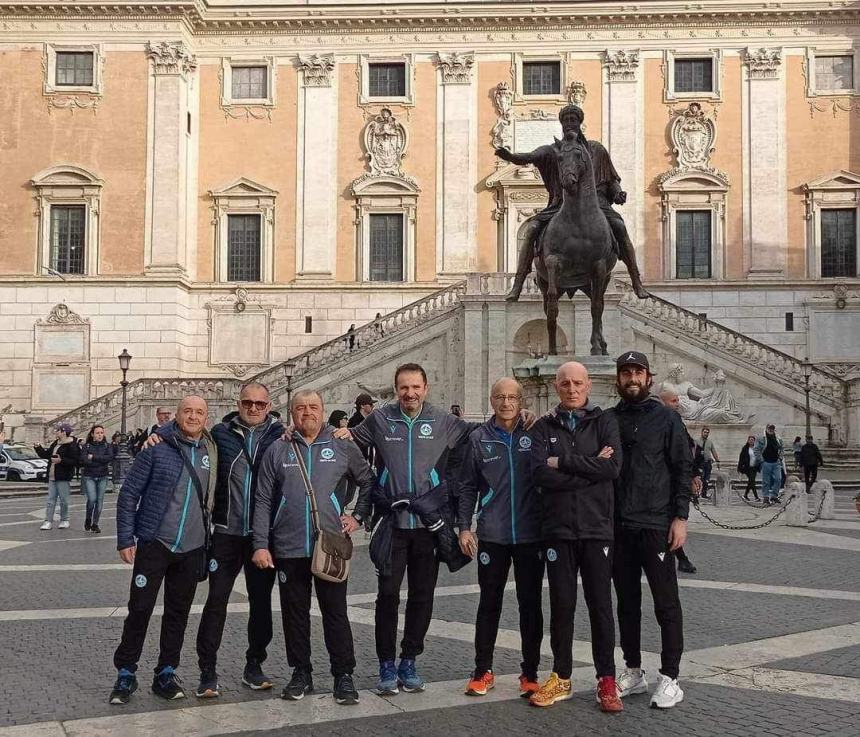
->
[513, 354, 618, 413]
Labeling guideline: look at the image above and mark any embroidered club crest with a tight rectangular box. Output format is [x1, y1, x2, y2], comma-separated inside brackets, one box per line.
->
[278, 571, 287, 583]
[134, 574, 147, 588]
[419, 423, 432, 436]
[320, 447, 335, 460]
[546, 548, 558, 562]
[201, 455, 210, 470]
[519, 436, 532, 450]
[209, 559, 218, 572]
[479, 552, 490, 565]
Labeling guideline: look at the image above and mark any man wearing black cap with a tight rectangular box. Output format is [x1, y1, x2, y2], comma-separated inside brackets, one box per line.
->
[610, 351, 691, 710]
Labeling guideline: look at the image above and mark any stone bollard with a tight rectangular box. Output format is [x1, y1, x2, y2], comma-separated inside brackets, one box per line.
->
[784, 481, 808, 527]
[712, 471, 730, 507]
[811, 480, 836, 520]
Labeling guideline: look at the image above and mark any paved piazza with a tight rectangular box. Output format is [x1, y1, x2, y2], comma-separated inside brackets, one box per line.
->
[1, 487, 860, 737]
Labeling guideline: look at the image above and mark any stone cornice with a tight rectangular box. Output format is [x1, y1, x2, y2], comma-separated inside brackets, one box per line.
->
[2, 0, 860, 35]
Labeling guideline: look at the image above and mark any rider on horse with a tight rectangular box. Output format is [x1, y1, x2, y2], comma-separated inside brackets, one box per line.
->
[496, 104, 648, 301]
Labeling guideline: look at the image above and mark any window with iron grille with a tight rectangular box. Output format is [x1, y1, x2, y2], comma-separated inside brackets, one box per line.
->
[674, 58, 713, 93]
[55, 52, 94, 87]
[815, 55, 854, 91]
[820, 209, 857, 278]
[231, 66, 267, 99]
[522, 61, 561, 95]
[368, 63, 406, 97]
[676, 210, 712, 279]
[227, 214, 262, 282]
[50, 205, 86, 274]
[369, 214, 404, 282]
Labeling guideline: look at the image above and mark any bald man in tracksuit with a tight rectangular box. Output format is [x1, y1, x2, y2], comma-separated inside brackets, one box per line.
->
[457, 407, 544, 699]
[252, 423, 375, 705]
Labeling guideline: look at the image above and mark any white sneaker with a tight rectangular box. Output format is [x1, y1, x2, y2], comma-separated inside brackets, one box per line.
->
[616, 667, 648, 698]
[40, 520, 52, 531]
[58, 520, 70, 529]
[650, 673, 684, 709]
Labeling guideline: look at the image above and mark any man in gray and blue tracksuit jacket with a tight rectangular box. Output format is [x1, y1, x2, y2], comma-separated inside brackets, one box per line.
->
[345, 362, 484, 695]
[110, 396, 217, 706]
[456, 377, 544, 698]
[251, 390, 375, 706]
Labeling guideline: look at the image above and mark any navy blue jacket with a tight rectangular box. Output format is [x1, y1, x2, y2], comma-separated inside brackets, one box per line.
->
[209, 411, 285, 533]
[116, 421, 217, 551]
[81, 440, 116, 478]
[457, 418, 541, 545]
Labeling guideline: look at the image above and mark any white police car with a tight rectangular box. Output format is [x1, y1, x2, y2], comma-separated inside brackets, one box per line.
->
[0, 445, 49, 482]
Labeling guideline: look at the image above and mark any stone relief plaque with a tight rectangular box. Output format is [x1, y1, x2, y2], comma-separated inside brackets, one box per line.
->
[35, 328, 88, 363]
[210, 311, 271, 371]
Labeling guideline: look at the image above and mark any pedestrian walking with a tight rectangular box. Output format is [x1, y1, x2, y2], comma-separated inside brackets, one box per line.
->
[252, 389, 375, 705]
[109, 396, 216, 705]
[528, 363, 623, 712]
[754, 425, 784, 505]
[800, 436, 824, 493]
[792, 436, 803, 473]
[737, 435, 760, 501]
[457, 378, 545, 701]
[81, 424, 116, 533]
[610, 351, 691, 709]
[35, 423, 80, 530]
[694, 427, 719, 498]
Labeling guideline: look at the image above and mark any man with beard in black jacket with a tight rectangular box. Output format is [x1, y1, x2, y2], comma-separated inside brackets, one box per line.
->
[528, 361, 624, 713]
[611, 351, 691, 710]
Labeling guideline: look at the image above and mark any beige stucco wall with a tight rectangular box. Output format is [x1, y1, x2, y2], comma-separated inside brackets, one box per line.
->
[0, 49, 148, 276]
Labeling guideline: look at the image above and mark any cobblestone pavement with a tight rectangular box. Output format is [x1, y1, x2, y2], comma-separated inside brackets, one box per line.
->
[0, 487, 859, 736]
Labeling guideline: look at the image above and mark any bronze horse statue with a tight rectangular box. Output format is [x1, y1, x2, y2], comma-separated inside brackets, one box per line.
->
[534, 135, 617, 356]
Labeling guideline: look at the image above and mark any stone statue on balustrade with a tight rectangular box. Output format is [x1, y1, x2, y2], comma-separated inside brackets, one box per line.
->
[498, 104, 648, 303]
[660, 364, 754, 423]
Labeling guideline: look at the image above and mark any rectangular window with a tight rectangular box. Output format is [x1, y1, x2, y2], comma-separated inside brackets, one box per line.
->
[674, 58, 713, 93]
[226, 214, 261, 282]
[55, 51, 94, 87]
[676, 210, 712, 279]
[305, 316, 313, 333]
[368, 63, 406, 97]
[522, 61, 561, 95]
[785, 312, 794, 331]
[50, 205, 86, 274]
[820, 209, 857, 278]
[231, 66, 267, 100]
[815, 55, 854, 91]
[368, 214, 404, 282]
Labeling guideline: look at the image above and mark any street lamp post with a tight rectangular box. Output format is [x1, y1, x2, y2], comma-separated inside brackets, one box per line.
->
[284, 360, 297, 408]
[115, 349, 133, 484]
[802, 361, 812, 440]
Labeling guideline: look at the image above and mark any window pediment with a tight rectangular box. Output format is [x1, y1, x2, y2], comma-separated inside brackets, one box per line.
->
[659, 169, 729, 192]
[803, 170, 860, 191]
[210, 177, 278, 200]
[31, 165, 103, 189]
[351, 175, 420, 197]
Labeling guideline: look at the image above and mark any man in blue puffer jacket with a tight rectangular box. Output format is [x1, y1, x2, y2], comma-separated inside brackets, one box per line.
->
[109, 396, 217, 706]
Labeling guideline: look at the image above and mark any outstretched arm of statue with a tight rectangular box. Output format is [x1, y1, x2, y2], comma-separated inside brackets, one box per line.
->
[495, 147, 539, 166]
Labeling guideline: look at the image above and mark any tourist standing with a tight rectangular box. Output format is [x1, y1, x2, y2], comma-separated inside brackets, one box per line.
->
[35, 423, 80, 531]
[611, 351, 691, 709]
[755, 425, 784, 505]
[81, 424, 116, 533]
[694, 427, 719, 498]
[737, 435, 760, 501]
[800, 436, 824, 493]
[792, 436, 803, 472]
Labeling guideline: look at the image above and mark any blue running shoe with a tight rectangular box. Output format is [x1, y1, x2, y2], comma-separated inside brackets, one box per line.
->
[397, 659, 426, 692]
[152, 666, 185, 700]
[109, 669, 137, 705]
[377, 660, 399, 695]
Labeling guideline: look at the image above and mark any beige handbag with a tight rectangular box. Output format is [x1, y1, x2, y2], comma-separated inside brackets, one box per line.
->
[292, 441, 353, 583]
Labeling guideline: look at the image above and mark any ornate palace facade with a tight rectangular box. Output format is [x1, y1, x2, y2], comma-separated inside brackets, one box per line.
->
[0, 0, 859, 436]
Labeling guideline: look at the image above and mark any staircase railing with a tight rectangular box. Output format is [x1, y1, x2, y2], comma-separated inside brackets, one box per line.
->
[250, 281, 468, 392]
[615, 280, 846, 406]
[45, 377, 242, 436]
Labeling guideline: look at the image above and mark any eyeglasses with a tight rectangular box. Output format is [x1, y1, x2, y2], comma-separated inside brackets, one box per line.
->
[240, 400, 269, 411]
[491, 394, 522, 403]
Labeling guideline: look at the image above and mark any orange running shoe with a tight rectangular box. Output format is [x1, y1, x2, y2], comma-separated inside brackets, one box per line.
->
[596, 676, 624, 712]
[529, 672, 572, 708]
[465, 670, 495, 696]
[518, 674, 540, 698]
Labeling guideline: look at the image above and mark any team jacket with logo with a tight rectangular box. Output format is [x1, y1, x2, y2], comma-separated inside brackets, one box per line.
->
[531, 404, 621, 541]
[350, 402, 476, 530]
[252, 426, 375, 559]
[456, 418, 542, 546]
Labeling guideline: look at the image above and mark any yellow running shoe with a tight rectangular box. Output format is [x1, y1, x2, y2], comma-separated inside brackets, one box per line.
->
[528, 672, 572, 708]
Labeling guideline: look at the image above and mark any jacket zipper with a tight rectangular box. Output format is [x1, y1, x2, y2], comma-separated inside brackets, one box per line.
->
[171, 443, 196, 553]
[507, 436, 517, 545]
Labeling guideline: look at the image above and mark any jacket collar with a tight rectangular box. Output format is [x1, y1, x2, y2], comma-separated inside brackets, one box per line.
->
[549, 400, 601, 427]
[379, 401, 438, 423]
[615, 394, 662, 412]
[290, 423, 334, 447]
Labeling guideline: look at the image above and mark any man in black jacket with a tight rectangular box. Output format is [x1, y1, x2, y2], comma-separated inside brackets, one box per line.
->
[611, 351, 691, 710]
[800, 436, 824, 493]
[528, 362, 624, 712]
[192, 383, 284, 698]
[35, 423, 80, 530]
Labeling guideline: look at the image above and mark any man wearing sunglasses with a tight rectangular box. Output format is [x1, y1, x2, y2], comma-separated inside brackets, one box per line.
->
[194, 382, 284, 698]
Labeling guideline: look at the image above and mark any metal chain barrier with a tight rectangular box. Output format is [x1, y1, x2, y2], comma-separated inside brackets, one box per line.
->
[691, 494, 796, 530]
[808, 486, 828, 524]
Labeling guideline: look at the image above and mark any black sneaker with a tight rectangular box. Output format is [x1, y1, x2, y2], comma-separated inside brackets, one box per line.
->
[333, 673, 359, 705]
[677, 558, 697, 574]
[242, 660, 273, 690]
[109, 670, 137, 705]
[195, 669, 220, 698]
[91, 523, 101, 534]
[152, 667, 185, 700]
[281, 668, 313, 700]
[84, 519, 91, 531]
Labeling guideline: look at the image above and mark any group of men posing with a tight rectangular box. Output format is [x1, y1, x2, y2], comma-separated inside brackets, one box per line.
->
[109, 350, 691, 715]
